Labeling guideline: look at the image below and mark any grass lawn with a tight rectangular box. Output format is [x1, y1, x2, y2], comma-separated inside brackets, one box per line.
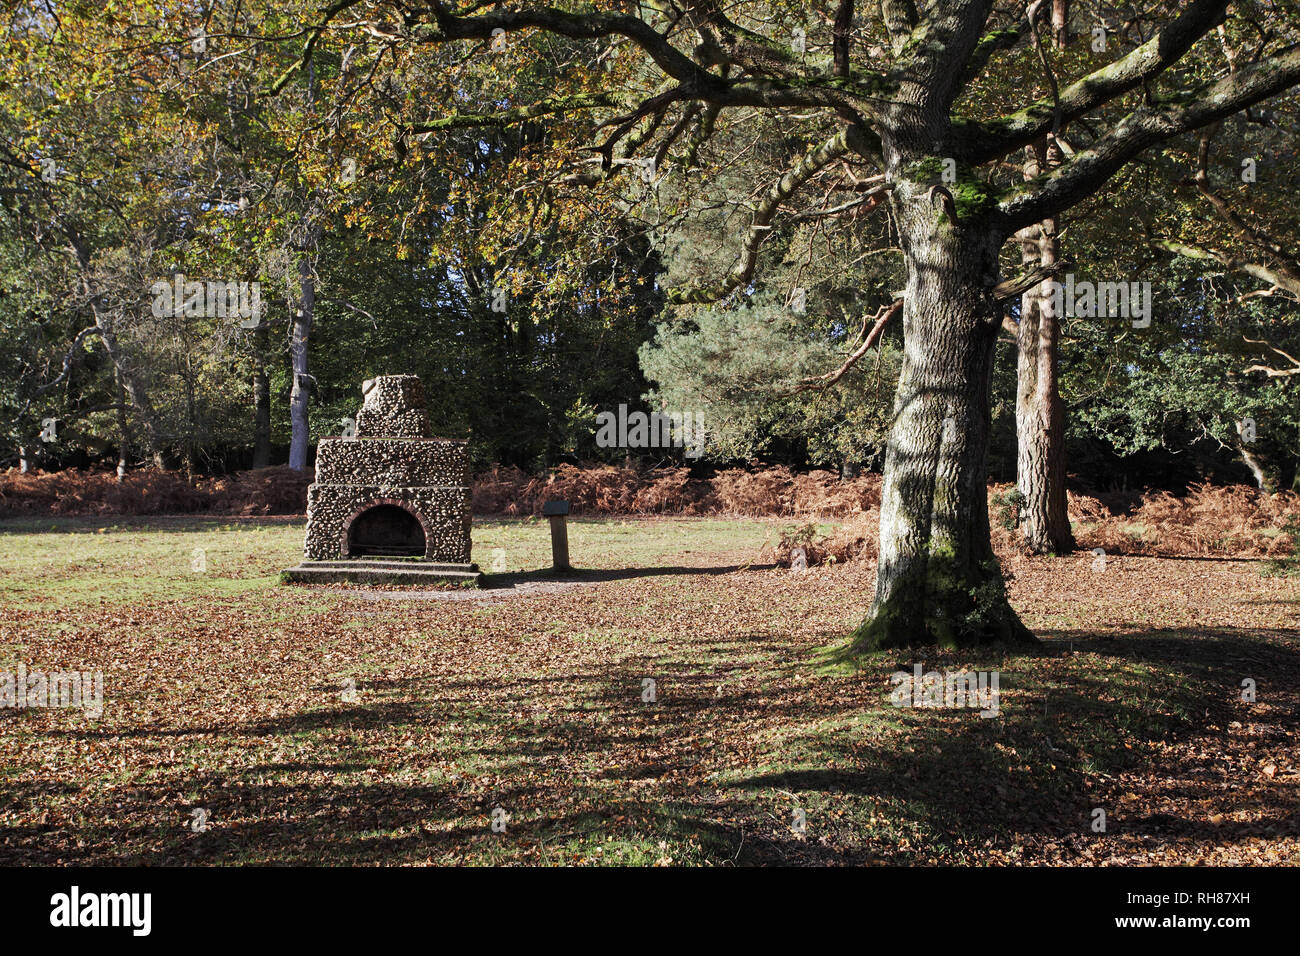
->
[1, 515, 1297, 865]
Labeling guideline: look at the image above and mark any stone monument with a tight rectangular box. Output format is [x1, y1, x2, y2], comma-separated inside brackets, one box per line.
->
[281, 374, 480, 585]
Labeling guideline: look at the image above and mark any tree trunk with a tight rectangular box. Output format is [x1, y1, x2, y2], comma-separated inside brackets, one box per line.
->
[1051, 0, 1069, 48]
[1238, 441, 1272, 492]
[287, 256, 314, 472]
[113, 365, 132, 480]
[1015, 142, 1075, 554]
[252, 325, 272, 469]
[287, 67, 319, 474]
[853, 182, 1036, 651]
[94, 312, 166, 470]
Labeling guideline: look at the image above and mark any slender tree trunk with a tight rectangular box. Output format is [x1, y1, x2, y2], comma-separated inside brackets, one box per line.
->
[287, 65, 319, 474]
[1015, 141, 1075, 554]
[1013, 0, 1074, 552]
[853, 181, 1035, 651]
[1237, 441, 1272, 492]
[93, 311, 166, 469]
[252, 325, 271, 469]
[287, 255, 314, 472]
[19, 447, 29, 474]
[1051, 0, 1069, 48]
[113, 365, 132, 480]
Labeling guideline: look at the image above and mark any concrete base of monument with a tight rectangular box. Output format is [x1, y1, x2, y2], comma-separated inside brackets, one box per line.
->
[280, 559, 482, 587]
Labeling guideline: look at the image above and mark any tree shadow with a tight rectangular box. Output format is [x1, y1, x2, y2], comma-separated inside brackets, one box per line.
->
[727, 626, 1300, 862]
[481, 564, 771, 588]
[3, 624, 1296, 865]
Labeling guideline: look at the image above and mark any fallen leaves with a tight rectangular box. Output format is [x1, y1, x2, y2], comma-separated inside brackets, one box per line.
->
[0, 516, 1297, 865]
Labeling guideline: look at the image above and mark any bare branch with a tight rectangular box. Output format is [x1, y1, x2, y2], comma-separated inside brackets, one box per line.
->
[794, 298, 901, 392]
[1153, 239, 1300, 298]
[422, 3, 883, 115]
[793, 256, 1062, 392]
[667, 128, 858, 305]
[1243, 336, 1300, 378]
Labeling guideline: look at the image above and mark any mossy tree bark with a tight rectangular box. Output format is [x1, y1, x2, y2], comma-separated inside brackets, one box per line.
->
[852, 164, 1037, 651]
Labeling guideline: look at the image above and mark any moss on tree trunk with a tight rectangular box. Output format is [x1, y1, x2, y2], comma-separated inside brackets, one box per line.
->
[852, 178, 1037, 652]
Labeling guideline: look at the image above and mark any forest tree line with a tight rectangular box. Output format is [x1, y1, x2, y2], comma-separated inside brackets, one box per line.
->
[3, 1, 1297, 500]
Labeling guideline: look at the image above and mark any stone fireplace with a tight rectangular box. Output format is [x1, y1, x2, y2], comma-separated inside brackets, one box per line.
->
[346, 502, 426, 556]
[281, 375, 480, 585]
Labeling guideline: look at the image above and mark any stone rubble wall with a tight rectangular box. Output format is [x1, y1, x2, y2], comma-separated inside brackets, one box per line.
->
[355, 375, 430, 439]
[301, 374, 474, 566]
[303, 484, 472, 562]
[315, 438, 470, 487]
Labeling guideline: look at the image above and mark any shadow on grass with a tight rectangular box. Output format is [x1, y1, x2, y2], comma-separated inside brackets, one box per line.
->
[481, 564, 772, 589]
[2, 626, 1296, 865]
[727, 625, 1299, 863]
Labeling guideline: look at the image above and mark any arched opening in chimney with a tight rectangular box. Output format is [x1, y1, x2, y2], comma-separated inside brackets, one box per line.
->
[346, 504, 426, 557]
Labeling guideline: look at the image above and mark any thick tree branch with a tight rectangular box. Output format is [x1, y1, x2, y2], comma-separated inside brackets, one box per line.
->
[408, 92, 619, 132]
[667, 128, 858, 305]
[992, 260, 1068, 301]
[1153, 239, 1300, 297]
[958, 0, 1231, 163]
[959, 14, 1031, 87]
[686, 0, 812, 78]
[892, 1, 995, 117]
[421, 3, 883, 115]
[995, 45, 1300, 234]
[880, 0, 919, 56]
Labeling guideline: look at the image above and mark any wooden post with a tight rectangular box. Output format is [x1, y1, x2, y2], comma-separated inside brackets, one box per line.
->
[543, 499, 570, 571]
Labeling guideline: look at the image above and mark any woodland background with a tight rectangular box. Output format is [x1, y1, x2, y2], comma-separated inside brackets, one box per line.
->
[2, 2, 1298, 502]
